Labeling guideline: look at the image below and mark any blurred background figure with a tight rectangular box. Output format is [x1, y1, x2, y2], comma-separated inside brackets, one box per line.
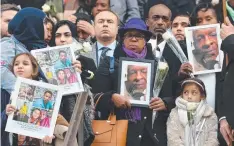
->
[1, 4, 19, 38]
[110, 0, 140, 24]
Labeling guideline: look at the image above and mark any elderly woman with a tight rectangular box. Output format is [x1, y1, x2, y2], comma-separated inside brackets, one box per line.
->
[92, 18, 175, 146]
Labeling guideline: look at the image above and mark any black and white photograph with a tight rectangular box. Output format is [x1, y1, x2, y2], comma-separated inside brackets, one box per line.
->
[185, 24, 223, 75]
[31, 44, 84, 95]
[118, 57, 154, 107]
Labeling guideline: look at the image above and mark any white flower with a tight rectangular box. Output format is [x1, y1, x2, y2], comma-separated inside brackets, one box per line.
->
[72, 41, 83, 52]
[42, 4, 50, 12]
[83, 42, 92, 52]
[187, 102, 199, 111]
[158, 62, 169, 70]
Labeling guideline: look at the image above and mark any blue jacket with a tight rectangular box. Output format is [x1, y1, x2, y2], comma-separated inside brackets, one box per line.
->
[1, 36, 29, 94]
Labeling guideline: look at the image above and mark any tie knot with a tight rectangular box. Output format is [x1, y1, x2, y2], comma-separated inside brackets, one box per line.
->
[100, 47, 111, 51]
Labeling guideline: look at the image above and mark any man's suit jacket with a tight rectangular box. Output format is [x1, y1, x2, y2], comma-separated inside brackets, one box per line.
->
[219, 34, 234, 128]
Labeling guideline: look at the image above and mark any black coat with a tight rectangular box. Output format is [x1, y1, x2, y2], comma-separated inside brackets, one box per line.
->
[219, 34, 234, 128]
[92, 44, 174, 146]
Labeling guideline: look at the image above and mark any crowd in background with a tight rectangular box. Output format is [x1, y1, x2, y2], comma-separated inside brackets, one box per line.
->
[1, 0, 234, 146]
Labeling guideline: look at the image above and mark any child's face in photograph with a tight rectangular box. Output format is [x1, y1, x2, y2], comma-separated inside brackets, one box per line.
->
[44, 92, 52, 102]
[32, 109, 40, 119]
[58, 70, 65, 80]
[182, 83, 204, 102]
[13, 55, 34, 79]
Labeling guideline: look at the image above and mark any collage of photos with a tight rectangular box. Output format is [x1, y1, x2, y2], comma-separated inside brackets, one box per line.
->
[185, 24, 224, 75]
[31, 45, 84, 95]
[6, 78, 62, 139]
[14, 83, 56, 127]
[118, 58, 154, 107]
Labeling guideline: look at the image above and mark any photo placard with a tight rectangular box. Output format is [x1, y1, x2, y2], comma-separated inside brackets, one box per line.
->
[118, 57, 154, 107]
[31, 44, 84, 95]
[185, 24, 223, 75]
[5, 77, 62, 139]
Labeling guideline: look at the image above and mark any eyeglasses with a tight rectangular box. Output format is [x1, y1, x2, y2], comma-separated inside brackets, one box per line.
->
[151, 15, 170, 22]
[124, 33, 145, 40]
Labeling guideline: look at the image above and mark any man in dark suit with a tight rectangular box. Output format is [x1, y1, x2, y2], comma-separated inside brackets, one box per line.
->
[92, 10, 119, 66]
[219, 17, 234, 146]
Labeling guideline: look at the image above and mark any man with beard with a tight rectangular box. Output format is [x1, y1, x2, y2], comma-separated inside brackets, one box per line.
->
[146, 3, 184, 97]
[192, 27, 220, 71]
[146, 2, 172, 55]
[125, 65, 148, 101]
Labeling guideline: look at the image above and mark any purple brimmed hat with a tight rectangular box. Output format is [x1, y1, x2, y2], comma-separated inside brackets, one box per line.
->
[118, 18, 152, 42]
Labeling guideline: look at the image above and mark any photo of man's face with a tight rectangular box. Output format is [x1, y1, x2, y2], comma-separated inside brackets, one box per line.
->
[59, 52, 67, 62]
[192, 27, 219, 69]
[125, 65, 148, 100]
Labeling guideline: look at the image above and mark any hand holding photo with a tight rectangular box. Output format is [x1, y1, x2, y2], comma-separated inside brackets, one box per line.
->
[118, 57, 154, 107]
[31, 44, 84, 95]
[185, 24, 223, 75]
[5, 77, 62, 140]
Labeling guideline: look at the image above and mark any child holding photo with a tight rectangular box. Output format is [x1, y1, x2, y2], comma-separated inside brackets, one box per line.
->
[167, 78, 219, 146]
[3, 53, 78, 146]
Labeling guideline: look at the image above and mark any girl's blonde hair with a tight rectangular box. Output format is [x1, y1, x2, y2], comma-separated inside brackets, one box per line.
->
[11, 53, 39, 79]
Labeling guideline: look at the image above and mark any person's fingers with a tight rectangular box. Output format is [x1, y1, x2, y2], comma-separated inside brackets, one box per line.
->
[150, 97, 159, 103]
[222, 22, 229, 28]
[150, 102, 164, 110]
[125, 99, 131, 108]
[221, 127, 231, 145]
[155, 106, 165, 111]
[226, 127, 234, 141]
[149, 99, 162, 107]
[225, 17, 232, 26]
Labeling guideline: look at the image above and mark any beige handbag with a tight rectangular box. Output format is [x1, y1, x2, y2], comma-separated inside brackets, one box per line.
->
[91, 93, 128, 146]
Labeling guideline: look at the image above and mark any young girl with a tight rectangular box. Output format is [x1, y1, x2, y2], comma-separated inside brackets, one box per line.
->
[167, 78, 219, 146]
[4, 53, 79, 146]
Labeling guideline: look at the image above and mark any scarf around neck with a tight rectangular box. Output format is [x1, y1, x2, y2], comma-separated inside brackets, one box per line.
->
[176, 97, 207, 146]
[122, 45, 147, 59]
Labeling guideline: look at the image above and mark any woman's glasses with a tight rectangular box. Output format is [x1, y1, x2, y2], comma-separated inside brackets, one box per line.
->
[124, 33, 145, 40]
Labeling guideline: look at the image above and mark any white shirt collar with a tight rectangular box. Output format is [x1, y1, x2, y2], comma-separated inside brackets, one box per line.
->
[97, 40, 117, 51]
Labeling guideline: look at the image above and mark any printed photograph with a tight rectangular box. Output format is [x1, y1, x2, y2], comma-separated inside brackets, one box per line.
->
[18, 83, 35, 102]
[31, 44, 84, 95]
[118, 58, 154, 107]
[185, 24, 223, 75]
[5, 77, 62, 139]
[13, 99, 33, 123]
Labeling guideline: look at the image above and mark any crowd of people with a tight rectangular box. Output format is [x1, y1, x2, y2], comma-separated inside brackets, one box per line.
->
[1, 0, 234, 146]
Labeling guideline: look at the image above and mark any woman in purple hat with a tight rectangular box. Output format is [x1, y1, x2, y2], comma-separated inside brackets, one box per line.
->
[92, 18, 174, 146]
